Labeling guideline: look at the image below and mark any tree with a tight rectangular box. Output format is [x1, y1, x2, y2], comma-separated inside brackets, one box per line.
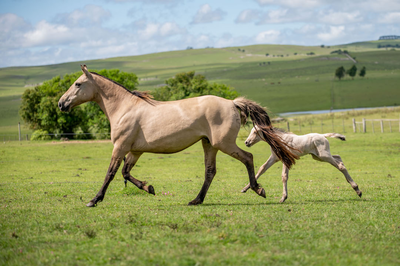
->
[359, 66, 366, 77]
[346, 65, 357, 80]
[335, 66, 346, 80]
[152, 71, 239, 101]
[20, 69, 139, 138]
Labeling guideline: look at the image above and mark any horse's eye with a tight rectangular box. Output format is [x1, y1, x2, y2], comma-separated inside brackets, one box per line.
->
[76, 83, 81, 87]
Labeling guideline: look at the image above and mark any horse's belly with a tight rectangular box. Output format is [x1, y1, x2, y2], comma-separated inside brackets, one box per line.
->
[130, 130, 204, 154]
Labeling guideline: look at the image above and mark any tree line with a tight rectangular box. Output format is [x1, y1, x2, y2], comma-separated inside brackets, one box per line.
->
[335, 65, 366, 80]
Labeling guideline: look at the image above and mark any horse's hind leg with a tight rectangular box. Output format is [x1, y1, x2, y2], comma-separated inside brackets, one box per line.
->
[241, 154, 279, 193]
[122, 152, 155, 195]
[280, 165, 289, 203]
[221, 144, 266, 198]
[188, 138, 218, 205]
[332, 155, 362, 197]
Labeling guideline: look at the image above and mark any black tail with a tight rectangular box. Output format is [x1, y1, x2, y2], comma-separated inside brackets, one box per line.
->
[233, 97, 299, 169]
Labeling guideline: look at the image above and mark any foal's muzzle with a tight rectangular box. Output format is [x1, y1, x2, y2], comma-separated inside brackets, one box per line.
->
[245, 141, 252, 147]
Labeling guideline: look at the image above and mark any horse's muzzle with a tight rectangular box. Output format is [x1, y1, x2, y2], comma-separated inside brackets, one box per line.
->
[245, 141, 252, 147]
[58, 101, 70, 112]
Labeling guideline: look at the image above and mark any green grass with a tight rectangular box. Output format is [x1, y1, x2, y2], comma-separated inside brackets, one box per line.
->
[1, 40, 400, 134]
[1, 128, 400, 265]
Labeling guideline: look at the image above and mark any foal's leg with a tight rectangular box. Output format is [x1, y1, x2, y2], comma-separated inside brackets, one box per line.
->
[280, 165, 289, 203]
[332, 155, 362, 197]
[220, 144, 266, 198]
[188, 138, 218, 205]
[122, 152, 155, 195]
[312, 153, 362, 198]
[241, 154, 279, 193]
[86, 145, 128, 207]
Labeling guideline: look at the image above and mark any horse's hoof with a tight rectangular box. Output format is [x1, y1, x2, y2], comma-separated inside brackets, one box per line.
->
[279, 197, 287, 203]
[148, 185, 155, 195]
[257, 187, 266, 198]
[86, 201, 96, 207]
[188, 199, 202, 206]
[358, 191, 362, 198]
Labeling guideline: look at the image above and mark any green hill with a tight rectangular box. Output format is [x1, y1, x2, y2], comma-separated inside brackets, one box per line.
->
[1, 40, 400, 135]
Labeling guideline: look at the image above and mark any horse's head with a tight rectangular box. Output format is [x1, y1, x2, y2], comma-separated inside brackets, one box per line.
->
[245, 126, 262, 147]
[58, 65, 97, 112]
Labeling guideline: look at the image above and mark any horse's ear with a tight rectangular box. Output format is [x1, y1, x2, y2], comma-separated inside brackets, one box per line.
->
[81, 64, 93, 80]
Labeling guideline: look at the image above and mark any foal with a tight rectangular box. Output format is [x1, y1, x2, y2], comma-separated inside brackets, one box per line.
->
[242, 126, 362, 203]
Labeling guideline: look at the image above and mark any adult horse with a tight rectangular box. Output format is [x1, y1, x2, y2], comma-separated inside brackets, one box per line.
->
[58, 65, 298, 207]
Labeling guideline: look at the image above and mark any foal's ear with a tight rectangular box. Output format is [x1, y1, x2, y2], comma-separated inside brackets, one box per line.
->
[81, 64, 93, 80]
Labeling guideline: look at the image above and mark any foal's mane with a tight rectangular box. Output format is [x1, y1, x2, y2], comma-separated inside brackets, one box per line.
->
[91, 72, 154, 104]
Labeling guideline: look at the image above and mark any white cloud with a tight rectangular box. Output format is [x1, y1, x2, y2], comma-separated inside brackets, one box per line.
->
[235, 9, 260, 23]
[317, 26, 345, 42]
[55, 5, 111, 26]
[138, 22, 185, 40]
[319, 10, 362, 25]
[255, 30, 281, 43]
[256, 0, 322, 8]
[378, 12, 400, 24]
[191, 4, 226, 24]
[23, 21, 72, 47]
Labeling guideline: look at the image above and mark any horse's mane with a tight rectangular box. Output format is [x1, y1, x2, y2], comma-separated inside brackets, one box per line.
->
[91, 72, 154, 104]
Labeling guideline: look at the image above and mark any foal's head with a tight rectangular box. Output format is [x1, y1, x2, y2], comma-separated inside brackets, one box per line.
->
[245, 126, 263, 147]
[58, 65, 97, 112]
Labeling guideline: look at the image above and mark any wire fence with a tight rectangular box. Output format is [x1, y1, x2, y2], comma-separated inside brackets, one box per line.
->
[2, 117, 400, 142]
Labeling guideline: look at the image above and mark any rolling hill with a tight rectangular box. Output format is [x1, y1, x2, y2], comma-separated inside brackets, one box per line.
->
[1, 40, 400, 135]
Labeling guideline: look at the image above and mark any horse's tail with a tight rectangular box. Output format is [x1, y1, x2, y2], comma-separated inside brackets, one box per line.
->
[233, 97, 299, 169]
[323, 133, 346, 141]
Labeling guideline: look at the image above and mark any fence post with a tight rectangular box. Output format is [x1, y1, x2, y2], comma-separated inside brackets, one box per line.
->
[321, 119, 323, 133]
[352, 118, 356, 133]
[298, 119, 301, 133]
[380, 120, 384, 133]
[362, 118, 366, 133]
[287, 121, 290, 132]
[18, 122, 21, 141]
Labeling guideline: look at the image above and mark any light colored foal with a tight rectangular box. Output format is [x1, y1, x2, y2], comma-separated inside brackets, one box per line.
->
[242, 126, 362, 203]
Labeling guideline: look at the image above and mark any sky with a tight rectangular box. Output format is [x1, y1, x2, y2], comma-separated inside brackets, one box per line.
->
[1, 0, 399, 68]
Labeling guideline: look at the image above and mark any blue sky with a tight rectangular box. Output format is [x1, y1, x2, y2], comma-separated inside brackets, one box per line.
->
[1, 0, 399, 67]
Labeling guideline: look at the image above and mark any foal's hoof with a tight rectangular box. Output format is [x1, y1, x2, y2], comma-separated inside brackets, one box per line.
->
[357, 191, 362, 198]
[241, 185, 250, 193]
[86, 201, 96, 207]
[188, 198, 203, 206]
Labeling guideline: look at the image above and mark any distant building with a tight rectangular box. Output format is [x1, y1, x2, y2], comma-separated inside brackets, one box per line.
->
[379, 35, 400, 40]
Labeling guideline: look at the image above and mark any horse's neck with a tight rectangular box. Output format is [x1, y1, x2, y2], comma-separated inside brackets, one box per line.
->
[93, 77, 134, 125]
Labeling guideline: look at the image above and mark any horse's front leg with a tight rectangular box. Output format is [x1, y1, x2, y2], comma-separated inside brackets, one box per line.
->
[188, 138, 218, 205]
[86, 146, 128, 207]
[122, 152, 155, 195]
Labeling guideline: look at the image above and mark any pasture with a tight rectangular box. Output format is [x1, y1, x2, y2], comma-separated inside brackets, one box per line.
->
[1, 131, 399, 265]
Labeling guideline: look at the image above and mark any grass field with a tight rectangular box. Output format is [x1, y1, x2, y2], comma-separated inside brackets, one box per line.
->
[1, 126, 399, 265]
[1, 40, 400, 135]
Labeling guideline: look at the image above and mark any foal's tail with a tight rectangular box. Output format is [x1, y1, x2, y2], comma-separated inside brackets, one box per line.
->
[323, 133, 346, 141]
[233, 97, 299, 169]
